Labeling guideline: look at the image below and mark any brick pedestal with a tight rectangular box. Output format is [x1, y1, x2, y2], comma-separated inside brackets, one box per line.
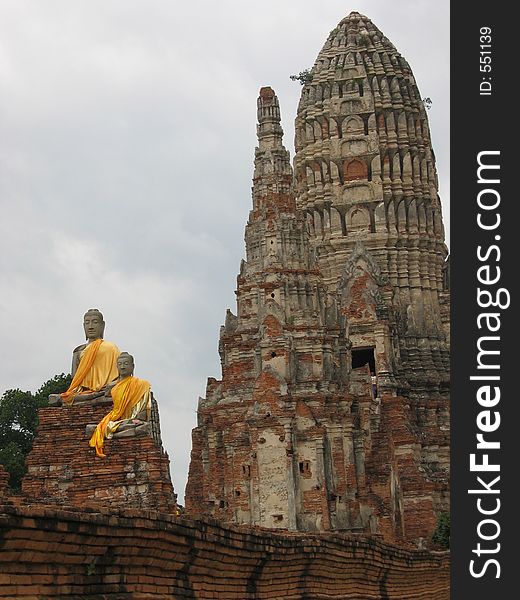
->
[21, 403, 177, 512]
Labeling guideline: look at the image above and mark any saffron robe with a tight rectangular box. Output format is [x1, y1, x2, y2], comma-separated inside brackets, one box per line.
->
[61, 339, 120, 404]
[89, 375, 151, 458]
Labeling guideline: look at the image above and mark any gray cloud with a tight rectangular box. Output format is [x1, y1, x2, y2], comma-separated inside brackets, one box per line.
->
[0, 0, 449, 500]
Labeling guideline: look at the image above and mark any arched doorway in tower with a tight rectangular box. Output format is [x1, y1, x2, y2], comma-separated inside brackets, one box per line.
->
[351, 346, 377, 397]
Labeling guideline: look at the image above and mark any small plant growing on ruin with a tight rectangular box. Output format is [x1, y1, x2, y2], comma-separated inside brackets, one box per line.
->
[432, 512, 450, 549]
[290, 69, 313, 85]
[422, 97, 433, 110]
[86, 557, 99, 576]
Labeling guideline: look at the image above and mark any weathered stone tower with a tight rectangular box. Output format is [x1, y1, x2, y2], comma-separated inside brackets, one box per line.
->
[186, 87, 353, 531]
[186, 13, 449, 546]
[293, 12, 449, 398]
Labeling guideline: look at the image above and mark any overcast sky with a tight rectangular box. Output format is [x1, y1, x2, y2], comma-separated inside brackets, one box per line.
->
[0, 0, 449, 502]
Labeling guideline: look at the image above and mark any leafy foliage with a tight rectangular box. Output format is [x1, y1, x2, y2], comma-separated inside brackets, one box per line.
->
[0, 442, 26, 491]
[432, 512, 450, 549]
[0, 373, 71, 490]
[34, 373, 72, 407]
[422, 97, 433, 110]
[0, 389, 37, 453]
[290, 69, 313, 85]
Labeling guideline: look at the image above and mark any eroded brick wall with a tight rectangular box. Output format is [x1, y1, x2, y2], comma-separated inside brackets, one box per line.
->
[0, 504, 449, 599]
[21, 403, 177, 512]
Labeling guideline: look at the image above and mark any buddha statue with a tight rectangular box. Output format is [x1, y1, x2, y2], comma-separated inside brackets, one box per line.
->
[88, 352, 152, 458]
[49, 309, 120, 406]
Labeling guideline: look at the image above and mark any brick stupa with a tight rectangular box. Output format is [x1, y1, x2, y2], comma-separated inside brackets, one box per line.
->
[186, 12, 449, 547]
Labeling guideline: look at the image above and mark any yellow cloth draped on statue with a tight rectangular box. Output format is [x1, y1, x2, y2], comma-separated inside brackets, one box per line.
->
[61, 340, 120, 404]
[89, 376, 151, 458]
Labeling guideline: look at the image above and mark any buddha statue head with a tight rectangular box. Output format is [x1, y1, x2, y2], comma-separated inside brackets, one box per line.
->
[83, 308, 105, 341]
[117, 352, 135, 378]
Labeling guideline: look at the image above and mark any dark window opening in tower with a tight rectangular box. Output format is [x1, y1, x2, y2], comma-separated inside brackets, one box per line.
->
[352, 347, 376, 373]
[352, 347, 377, 398]
[299, 460, 311, 475]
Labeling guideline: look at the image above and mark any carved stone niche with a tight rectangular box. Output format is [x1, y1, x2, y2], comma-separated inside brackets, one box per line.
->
[338, 242, 389, 324]
[347, 206, 371, 234]
[343, 158, 368, 180]
[341, 182, 372, 205]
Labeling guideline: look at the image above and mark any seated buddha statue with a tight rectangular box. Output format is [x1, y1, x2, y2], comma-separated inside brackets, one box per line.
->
[49, 308, 120, 406]
[88, 352, 152, 458]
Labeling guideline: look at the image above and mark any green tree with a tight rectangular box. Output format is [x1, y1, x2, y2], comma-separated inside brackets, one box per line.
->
[0, 442, 26, 491]
[34, 373, 71, 407]
[0, 389, 38, 453]
[0, 373, 71, 490]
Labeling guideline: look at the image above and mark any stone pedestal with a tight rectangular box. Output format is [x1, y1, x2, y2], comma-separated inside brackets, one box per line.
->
[21, 403, 177, 513]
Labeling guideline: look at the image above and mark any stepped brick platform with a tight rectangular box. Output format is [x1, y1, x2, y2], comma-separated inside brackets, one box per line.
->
[21, 402, 177, 512]
[0, 504, 449, 599]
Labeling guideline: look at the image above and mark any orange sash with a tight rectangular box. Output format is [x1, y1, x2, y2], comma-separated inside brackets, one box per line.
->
[61, 339, 104, 404]
[89, 376, 150, 458]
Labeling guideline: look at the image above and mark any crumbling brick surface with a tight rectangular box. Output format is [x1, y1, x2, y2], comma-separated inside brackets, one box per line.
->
[21, 403, 177, 512]
[186, 77, 449, 546]
[0, 504, 449, 599]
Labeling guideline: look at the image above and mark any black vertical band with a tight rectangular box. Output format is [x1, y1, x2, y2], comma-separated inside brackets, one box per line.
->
[451, 3, 515, 596]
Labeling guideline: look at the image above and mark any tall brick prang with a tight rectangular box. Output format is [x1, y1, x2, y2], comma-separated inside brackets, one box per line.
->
[186, 87, 353, 532]
[186, 12, 449, 547]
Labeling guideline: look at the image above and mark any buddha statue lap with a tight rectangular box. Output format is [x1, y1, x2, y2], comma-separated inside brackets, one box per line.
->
[87, 352, 152, 458]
